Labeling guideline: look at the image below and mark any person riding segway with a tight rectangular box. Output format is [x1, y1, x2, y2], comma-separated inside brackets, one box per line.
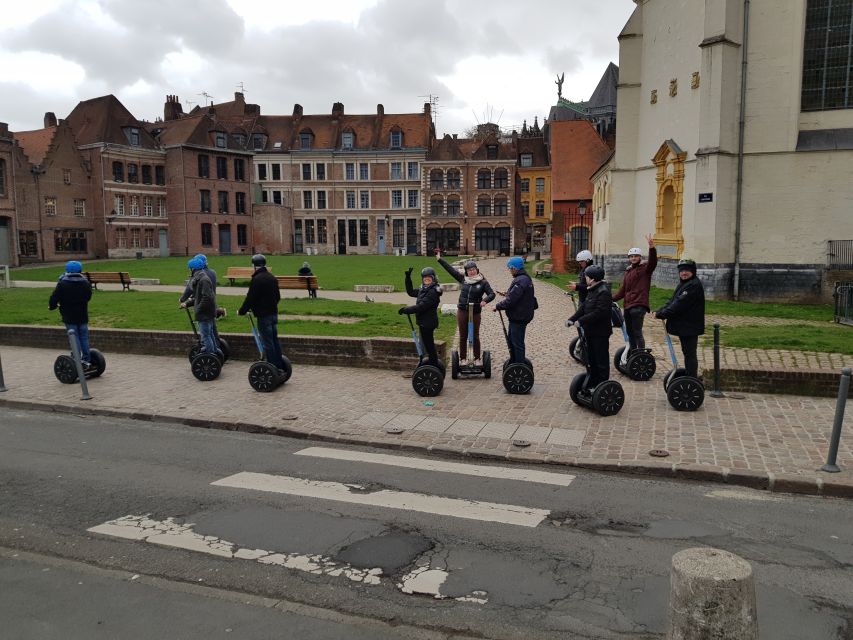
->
[180, 253, 230, 361]
[612, 235, 657, 381]
[566, 249, 594, 362]
[181, 256, 223, 381]
[493, 256, 536, 394]
[49, 260, 106, 383]
[566, 265, 625, 416]
[400, 265, 445, 396]
[435, 248, 496, 379]
[653, 258, 705, 411]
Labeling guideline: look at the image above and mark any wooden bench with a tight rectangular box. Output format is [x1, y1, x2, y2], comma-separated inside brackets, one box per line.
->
[276, 275, 319, 295]
[534, 264, 553, 278]
[226, 267, 255, 285]
[85, 271, 131, 291]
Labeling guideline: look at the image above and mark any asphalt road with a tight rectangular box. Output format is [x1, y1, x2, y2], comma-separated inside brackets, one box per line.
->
[1, 409, 851, 639]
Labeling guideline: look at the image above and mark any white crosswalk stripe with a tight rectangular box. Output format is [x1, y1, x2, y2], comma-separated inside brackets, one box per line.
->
[294, 446, 576, 486]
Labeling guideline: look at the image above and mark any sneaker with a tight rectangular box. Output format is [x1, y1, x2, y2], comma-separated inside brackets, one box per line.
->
[473, 358, 483, 367]
[81, 360, 92, 369]
[459, 359, 468, 367]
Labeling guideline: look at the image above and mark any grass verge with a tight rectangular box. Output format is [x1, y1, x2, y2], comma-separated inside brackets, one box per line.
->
[712, 324, 853, 356]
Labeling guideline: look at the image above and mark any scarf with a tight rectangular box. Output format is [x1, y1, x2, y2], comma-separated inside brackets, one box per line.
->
[464, 273, 484, 285]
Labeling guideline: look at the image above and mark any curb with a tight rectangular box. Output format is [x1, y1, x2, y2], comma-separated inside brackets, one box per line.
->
[3, 397, 852, 500]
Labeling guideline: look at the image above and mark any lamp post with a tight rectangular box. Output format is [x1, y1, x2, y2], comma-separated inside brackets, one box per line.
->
[578, 200, 588, 251]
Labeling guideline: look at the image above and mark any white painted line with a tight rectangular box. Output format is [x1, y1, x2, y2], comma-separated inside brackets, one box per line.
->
[211, 472, 550, 528]
[293, 446, 575, 487]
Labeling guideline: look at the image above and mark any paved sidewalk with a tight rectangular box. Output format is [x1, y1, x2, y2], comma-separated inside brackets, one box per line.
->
[1, 258, 851, 498]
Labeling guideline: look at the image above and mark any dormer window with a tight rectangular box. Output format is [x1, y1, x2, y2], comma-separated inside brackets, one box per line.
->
[390, 130, 403, 149]
[300, 131, 313, 150]
[232, 133, 246, 148]
[215, 132, 227, 148]
[486, 145, 498, 160]
[520, 153, 533, 167]
[252, 134, 266, 150]
[126, 127, 140, 147]
[342, 131, 354, 150]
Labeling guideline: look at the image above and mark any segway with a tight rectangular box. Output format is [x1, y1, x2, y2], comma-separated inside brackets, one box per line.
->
[451, 302, 491, 380]
[54, 346, 106, 384]
[184, 307, 223, 381]
[612, 303, 656, 381]
[406, 313, 444, 397]
[497, 310, 534, 394]
[568, 325, 625, 416]
[246, 313, 291, 392]
[661, 322, 705, 411]
[565, 292, 586, 365]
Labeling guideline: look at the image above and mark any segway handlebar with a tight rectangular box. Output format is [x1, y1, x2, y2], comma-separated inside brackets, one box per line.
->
[467, 302, 475, 346]
[246, 313, 265, 358]
[184, 306, 199, 339]
[661, 320, 678, 366]
[405, 313, 424, 358]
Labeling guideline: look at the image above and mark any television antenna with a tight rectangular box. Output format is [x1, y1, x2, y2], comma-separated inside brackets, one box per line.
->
[419, 93, 439, 131]
[199, 91, 215, 106]
[236, 82, 247, 95]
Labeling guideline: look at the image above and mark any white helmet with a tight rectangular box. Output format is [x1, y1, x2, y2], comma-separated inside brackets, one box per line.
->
[627, 247, 642, 257]
[576, 250, 593, 262]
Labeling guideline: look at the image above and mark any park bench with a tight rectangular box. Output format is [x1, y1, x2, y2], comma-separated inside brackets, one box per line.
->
[534, 264, 553, 278]
[85, 271, 132, 291]
[226, 267, 255, 285]
[276, 275, 319, 296]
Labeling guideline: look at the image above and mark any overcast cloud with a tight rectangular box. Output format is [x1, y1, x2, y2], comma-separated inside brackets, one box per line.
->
[0, 0, 634, 136]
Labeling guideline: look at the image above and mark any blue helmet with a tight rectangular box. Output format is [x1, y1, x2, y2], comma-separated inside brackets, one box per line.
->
[193, 253, 208, 267]
[65, 261, 83, 274]
[506, 256, 524, 270]
[188, 256, 205, 271]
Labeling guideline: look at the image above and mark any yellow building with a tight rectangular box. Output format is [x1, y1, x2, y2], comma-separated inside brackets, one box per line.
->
[517, 135, 551, 254]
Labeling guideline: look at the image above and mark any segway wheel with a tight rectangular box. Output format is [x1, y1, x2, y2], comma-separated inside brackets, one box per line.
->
[412, 365, 443, 397]
[278, 356, 293, 384]
[502, 363, 534, 395]
[54, 355, 79, 384]
[187, 343, 201, 363]
[592, 380, 625, 417]
[248, 361, 279, 392]
[217, 337, 231, 363]
[191, 353, 222, 382]
[89, 349, 107, 377]
[663, 367, 688, 390]
[613, 347, 628, 375]
[483, 351, 492, 379]
[569, 373, 588, 404]
[666, 376, 705, 411]
[627, 351, 656, 381]
[436, 360, 446, 378]
[451, 351, 459, 380]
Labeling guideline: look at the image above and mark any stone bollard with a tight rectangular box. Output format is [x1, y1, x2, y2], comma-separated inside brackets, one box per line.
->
[667, 547, 758, 640]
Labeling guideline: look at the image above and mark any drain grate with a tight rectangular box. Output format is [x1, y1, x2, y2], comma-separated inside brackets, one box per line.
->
[648, 449, 670, 458]
[385, 426, 404, 434]
[512, 439, 531, 448]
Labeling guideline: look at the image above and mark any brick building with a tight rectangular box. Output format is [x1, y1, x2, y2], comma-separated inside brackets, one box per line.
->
[0, 122, 17, 265]
[516, 129, 551, 256]
[421, 125, 517, 257]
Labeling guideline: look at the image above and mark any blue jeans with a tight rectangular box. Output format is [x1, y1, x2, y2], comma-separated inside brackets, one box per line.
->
[257, 314, 286, 370]
[197, 320, 217, 354]
[508, 321, 527, 364]
[64, 323, 90, 362]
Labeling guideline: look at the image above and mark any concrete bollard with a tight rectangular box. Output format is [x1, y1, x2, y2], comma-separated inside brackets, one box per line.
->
[667, 547, 758, 640]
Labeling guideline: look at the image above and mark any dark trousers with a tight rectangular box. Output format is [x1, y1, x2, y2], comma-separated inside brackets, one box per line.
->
[586, 334, 610, 387]
[420, 326, 438, 365]
[679, 335, 699, 378]
[456, 309, 482, 360]
[508, 321, 527, 364]
[257, 313, 287, 370]
[624, 306, 648, 351]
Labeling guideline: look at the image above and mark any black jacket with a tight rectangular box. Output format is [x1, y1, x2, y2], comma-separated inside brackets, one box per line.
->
[655, 276, 705, 336]
[403, 272, 441, 329]
[495, 270, 536, 324]
[186, 270, 216, 322]
[48, 273, 92, 324]
[569, 281, 613, 337]
[298, 267, 313, 276]
[437, 257, 496, 313]
[238, 267, 280, 317]
[575, 265, 591, 302]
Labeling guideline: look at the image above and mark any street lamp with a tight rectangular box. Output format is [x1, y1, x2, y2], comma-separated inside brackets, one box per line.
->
[578, 201, 588, 251]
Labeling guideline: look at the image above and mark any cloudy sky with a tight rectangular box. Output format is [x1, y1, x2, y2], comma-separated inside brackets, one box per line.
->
[0, 0, 634, 136]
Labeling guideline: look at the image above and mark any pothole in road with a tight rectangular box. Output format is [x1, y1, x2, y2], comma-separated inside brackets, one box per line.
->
[548, 512, 728, 539]
[335, 530, 433, 575]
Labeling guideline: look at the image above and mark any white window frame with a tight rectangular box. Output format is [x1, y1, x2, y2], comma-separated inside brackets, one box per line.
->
[359, 190, 370, 209]
[345, 190, 356, 209]
[73, 199, 86, 217]
[359, 162, 369, 180]
[390, 162, 402, 180]
[345, 162, 355, 180]
[143, 196, 153, 217]
[391, 189, 403, 209]
[407, 190, 419, 209]
[407, 162, 419, 180]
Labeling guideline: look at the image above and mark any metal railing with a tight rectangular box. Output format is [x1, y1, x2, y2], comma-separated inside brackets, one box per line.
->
[827, 240, 853, 269]
[835, 282, 853, 326]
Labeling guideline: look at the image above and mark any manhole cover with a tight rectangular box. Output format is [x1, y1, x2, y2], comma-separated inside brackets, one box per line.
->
[385, 427, 404, 434]
[649, 449, 670, 458]
[512, 439, 531, 448]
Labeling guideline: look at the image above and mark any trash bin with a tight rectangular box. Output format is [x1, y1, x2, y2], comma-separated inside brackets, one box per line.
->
[136, 251, 143, 260]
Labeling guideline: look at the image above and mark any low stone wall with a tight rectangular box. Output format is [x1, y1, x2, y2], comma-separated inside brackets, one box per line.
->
[0, 325, 445, 372]
[701, 367, 852, 398]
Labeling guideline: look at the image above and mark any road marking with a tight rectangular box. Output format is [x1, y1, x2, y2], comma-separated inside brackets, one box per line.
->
[704, 489, 786, 502]
[211, 472, 550, 528]
[294, 446, 576, 487]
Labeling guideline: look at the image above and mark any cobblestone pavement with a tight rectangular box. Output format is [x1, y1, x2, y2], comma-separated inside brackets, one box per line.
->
[1, 257, 851, 498]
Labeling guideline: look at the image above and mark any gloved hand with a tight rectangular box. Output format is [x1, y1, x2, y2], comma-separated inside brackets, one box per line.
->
[565, 319, 575, 327]
[405, 267, 413, 277]
[398, 307, 408, 315]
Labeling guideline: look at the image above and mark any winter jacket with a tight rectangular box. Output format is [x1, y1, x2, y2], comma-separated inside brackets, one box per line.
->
[186, 269, 217, 322]
[655, 275, 705, 336]
[297, 266, 313, 276]
[403, 272, 442, 329]
[569, 281, 613, 338]
[437, 257, 496, 313]
[575, 265, 591, 302]
[48, 273, 93, 324]
[180, 267, 217, 303]
[238, 267, 280, 318]
[613, 247, 658, 310]
[495, 270, 536, 324]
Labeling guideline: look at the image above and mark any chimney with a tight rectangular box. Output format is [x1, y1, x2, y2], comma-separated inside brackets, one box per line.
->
[332, 102, 344, 117]
[164, 95, 184, 121]
[423, 102, 431, 115]
[376, 104, 384, 116]
[293, 104, 303, 118]
[0, 122, 9, 138]
[44, 112, 57, 128]
[207, 105, 216, 116]
[234, 91, 245, 103]
[452, 134, 458, 139]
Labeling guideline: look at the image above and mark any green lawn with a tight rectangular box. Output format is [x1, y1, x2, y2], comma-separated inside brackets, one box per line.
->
[12, 255, 447, 290]
[0, 288, 457, 343]
[712, 324, 853, 356]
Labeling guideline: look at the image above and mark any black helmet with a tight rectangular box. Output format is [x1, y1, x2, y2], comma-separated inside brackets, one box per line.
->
[421, 266, 438, 281]
[585, 265, 605, 282]
[463, 260, 478, 273]
[251, 254, 266, 267]
[677, 258, 697, 274]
